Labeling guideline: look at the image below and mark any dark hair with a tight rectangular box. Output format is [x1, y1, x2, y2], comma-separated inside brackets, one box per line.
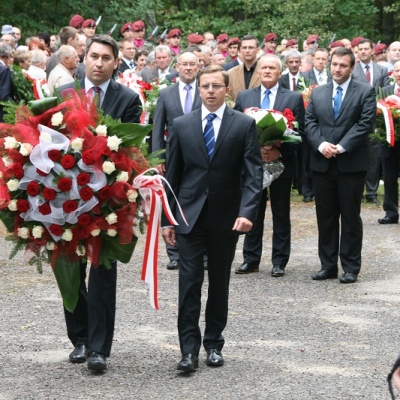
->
[241, 34, 259, 47]
[198, 64, 229, 86]
[59, 27, 78, 45]
[134, 49, 149, 61]
[332, 46, 356, 67]
[38, 32, 50, 47]
[86, 35, 119, 59]
[358, 38, 373, 50]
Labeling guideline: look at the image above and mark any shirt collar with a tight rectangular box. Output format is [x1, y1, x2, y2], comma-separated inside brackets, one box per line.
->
[179, 80, 196, 91]
[201, 103, 226, 121]
[261, 82, 279, 95]
[84, 78, 111, 95]
[333, 77, 351, 92]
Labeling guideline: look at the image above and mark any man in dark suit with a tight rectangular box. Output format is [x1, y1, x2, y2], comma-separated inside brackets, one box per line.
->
[305, 47, 376, 283]
[58, 35, 141, 371]
[234, 54, 305, 277]
[162, 65, 262, 372]
[302, 48, 330, 86]
[141, 45, 177, 83]
[377, 61, 400, 225]
[118, 38, 136, 74]
[152, 51, 202, 270]
[352, 38, 390, 204]
[0, 42, 14, 122]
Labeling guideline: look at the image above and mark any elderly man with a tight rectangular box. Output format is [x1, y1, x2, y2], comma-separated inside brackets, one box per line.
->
[0, 42, 14, 122]
[47, 45, 80, 95]
[27, 49, 47, 80]
[384, 41, 400, 72]
[141, 45, 176, 82]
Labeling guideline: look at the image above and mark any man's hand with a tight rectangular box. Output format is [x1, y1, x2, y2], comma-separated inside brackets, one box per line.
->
[156, 163, 165, 175]
[232, 217, 253, 233]
[261, 145, 281, 163]
[321, 143, 339, 159]
[162, 227, 176, 246]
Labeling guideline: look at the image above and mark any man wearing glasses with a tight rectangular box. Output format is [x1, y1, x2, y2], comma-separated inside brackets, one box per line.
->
[162, 65, 262, 372]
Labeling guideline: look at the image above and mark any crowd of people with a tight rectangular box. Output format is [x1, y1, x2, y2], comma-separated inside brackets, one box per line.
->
[1, 15, 400, 393]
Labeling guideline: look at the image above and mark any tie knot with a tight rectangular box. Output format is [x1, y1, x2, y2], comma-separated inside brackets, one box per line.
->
[184, 84, 192, 92]
[337, 86, 343, 93]
[206, 113, 217, 122]
[92, 86, 101, 94]
[265, 89, 271, 95]
[365, 64, 370, 70]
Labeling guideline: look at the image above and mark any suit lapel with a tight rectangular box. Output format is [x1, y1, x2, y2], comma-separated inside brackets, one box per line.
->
[191, 109, 209, 160]
[336, 79, 356, 120]
[101, 80, 118, 115]
[213, 107, 234, 160]
[274, 86, 286, 110]
[252, 86, 262, 108]
[325, 82, 335, 120]
[170, 84, 184, 115]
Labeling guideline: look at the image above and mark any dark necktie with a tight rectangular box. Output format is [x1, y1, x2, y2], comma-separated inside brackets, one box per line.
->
[292, 77, 296, 91]
[204, 113, 217, 159]
[365, 64, 371, 84]
[261, 89, 271, 109]
[184, 85, 193, 114]
[92, 86, 101, 106]
[333, 86, 343, 119]
[129, 61, 135, 69]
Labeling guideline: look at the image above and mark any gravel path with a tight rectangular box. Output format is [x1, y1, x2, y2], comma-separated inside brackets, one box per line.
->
[0, 198, 399, 399]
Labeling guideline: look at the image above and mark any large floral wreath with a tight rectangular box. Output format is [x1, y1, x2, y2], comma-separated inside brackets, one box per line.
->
[0, 90, 158, 311]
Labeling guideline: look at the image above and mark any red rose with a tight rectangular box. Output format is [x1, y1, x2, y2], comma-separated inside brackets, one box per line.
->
[48, 149, 61, 162]
[49, 224, 62, 236]
[79, 187, 93, 201]
[63, 200, 78, 213]
[39, 203, 51, 215]
[57, 177, 72, 192]
[36, 168, 48, 176]
[73, 225, 89, 240]
[77, 172, 90, 186]
[17, 199, 29, 213]
[98, 186, 111, 201]
[82, 150, 94, 165]
[77, 213, 91, 226]
[13, 164, 24, 179]
[27, 181, 40, 196]
[43, 187, 57, 201]
[61, 154, 76, 170]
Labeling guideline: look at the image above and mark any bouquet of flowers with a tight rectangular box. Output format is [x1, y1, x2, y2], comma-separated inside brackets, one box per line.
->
[11, 65, 49, 103]
[142, 77, 173, 120]
[0, 90, 156, 311]
[297, 76, 317, 109]
[371, 93, 400, 146]
[245, 107, 301, 188]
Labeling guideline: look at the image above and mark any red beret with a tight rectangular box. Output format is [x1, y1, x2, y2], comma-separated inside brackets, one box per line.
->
[374, 43, 387, 55]
[132, 20, 145, 31]
[228, 37, 240, 47]
[82, 19, 96, 29]
[306, 34, 319, 45]
[187, 33, 203, 44]
[285, 39, 298, 48]
[264, 33, 277, 42]
[167, 28, 182, 38]
[217, 33, 229, 43]
[69, 14, 84, 29]
[351, 36, 364, 48]
[329, 40, 345, 49]
[121, 22, 133, 33]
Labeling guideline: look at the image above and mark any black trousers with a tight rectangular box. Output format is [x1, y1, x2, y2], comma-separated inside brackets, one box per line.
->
[382, 142, 400, 220]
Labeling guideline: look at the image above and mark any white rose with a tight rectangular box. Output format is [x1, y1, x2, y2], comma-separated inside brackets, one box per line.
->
[61, 228, 73, 241]
[102, 161, 116, 174]
[107, 135, 123, 151]
[90, 228, 101, 237]
[32, 225, 44, 239]
[7, 199, 18, 211]
[76, 245, 86, 256]
[105, 212, 118, 225]
[51, 112, 64, 126]
[17, 227, 29, 239]
[95, 125, 108, 137]
[6, 179, 19, 192]
[116, 171, 129, 182]
[71, 138, 84, 151]
[2, 157, 12, 167]
[127, 189, 138, 202]
[4, 137, 19, 149]
[40, 131, 52, 143]
[107, 228, 117, 237]
[19, 143, 33, 156]
[46, 242, 56, 250]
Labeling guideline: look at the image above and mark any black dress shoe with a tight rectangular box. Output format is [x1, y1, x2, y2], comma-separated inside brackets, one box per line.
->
[339, 272, 358, 283]
[87, 351, 107, 371]
[378, 216, 398, 224]
[206, 349, 224, 367]
[271, 265, 285, 277]
[366, 196, 378, 204]
[235, 262, 259, 274]
[312, 269, 338, 280]
[177, 353, 198, 372]
[303, 196, 313, 203]
[167, 260, 179, 270]
[69, 344, 88, 363]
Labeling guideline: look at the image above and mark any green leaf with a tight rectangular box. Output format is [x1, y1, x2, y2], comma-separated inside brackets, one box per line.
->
[0, 209, 15, 232]
[28, 97, 59, 115]
[108, 123, 153, 147]
[52, 258, 81, 313]
[103, 235, 138, 264]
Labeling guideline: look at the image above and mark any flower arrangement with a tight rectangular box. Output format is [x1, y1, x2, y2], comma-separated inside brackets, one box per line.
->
[297, 76, 317, 108]
[0, 90, 154, 311]
[245, 107, 301, 187]
[142, 77, 172, 120]
[11, 65, 49, 103]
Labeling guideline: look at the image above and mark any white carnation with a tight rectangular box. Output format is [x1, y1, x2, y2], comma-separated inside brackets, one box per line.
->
[76, 245, 86, 256]
[127, 189, 138, 202]
[71, 138, 84, 151]
[17, 227, 29, 239]
[107, 135, 123, 151]
[4, 137, 19, 149]
[90, 228, 101, 237]
[46, 242, 56, 250]
[6, 179, 19, 192]
[2, 157, 13, 167]
[105, 212, 118, 225]
[7, 199, 18, 211]
[107, 228, 117, 237]
[32, 225, 44, 239]
[95, 125, 108, 137]
[116, 171, 129, 182]
[51, 112, 64, 126]
[19, 143, 33, 156]
[102, 161, 116, 174]
[61, 228, 73, 241]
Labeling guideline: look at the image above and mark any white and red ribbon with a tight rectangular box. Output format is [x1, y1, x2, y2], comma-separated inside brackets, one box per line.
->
[377, 99, 395, 146]
[133, 168, 188, 310]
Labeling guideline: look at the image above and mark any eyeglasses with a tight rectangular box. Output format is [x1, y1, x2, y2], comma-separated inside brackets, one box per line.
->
[177, 62, 198, 67]
[199, 84, 226, 90]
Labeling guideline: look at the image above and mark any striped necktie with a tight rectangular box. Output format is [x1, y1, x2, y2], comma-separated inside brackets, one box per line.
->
[204, 113, 217, 159]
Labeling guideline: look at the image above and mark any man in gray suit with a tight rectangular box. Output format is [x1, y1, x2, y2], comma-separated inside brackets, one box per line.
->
[152, 51, 202, 270]
[305, 47, 376, 284]
[140, 45, 177, 83]
[352, 38, 390, 204]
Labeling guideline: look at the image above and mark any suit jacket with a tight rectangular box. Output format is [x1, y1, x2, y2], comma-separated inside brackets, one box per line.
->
[235, 84, 305, 178]
[228, 62, 261, 101]
[302, 68, 332, 86]
[151, 82, 201, 152]
[118, 60, 132, 74]
[351, 62, 390, 92]
[279, 72, 306, 91]
[305, 79, 376, 173]
[58, 78, 141, 123]
[163, 107, 263, 235]
[222, 59, 239, 71]
[141, 66, 177, 83]
[0, 63, 14, 122]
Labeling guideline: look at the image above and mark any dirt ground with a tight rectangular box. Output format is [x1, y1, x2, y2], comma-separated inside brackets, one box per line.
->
[0, 195, 400, 399]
